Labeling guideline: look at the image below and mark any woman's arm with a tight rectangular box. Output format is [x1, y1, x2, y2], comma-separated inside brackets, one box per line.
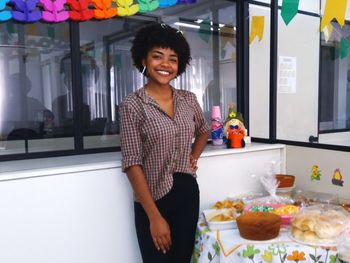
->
[126, 165, 171, 254]
[190, 131, 210, 170]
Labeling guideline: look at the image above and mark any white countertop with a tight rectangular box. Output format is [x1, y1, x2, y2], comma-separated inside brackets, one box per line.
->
[0, 143, 285, 181]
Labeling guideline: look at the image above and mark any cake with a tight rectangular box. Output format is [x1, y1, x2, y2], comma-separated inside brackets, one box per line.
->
[236, 212, 281, 240]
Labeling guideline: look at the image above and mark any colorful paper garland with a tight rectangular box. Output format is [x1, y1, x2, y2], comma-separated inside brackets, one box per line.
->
[0, 0, 197, 22]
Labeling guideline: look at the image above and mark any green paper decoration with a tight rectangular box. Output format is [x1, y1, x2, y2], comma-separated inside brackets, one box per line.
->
[47, 26, 55, 39]
[339, 38, 350, 59]
[198, 18, 211, 44]
[281, 0, 300, 25]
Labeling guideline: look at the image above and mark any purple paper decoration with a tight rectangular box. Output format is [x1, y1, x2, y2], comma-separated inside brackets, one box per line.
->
[40, 0, 69, 22]
[11, 0, 41, 22]
[0, 0, 12, 21]
[177, 0, 196, 3]
[159, 0, 177, 8]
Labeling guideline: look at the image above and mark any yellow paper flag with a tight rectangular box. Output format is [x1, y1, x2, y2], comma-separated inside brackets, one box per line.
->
[249, 16, 265, 44]
[27, 24, 37, 36]
[220, 25, 235, 49]
[323, 23, 333, 42]
[321, 0, 348, 32]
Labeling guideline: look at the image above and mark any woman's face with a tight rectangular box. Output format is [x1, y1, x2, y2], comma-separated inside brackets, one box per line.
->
[143, 47, 179, 86]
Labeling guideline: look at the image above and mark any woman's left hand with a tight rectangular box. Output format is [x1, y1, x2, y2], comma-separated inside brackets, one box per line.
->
[190, 155, 198, 171]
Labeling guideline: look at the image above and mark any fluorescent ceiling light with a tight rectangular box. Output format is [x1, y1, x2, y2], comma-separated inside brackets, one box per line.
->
[174, 22, 200, 29]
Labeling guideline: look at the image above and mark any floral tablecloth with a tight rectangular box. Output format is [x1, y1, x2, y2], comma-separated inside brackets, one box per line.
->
[193, 215, 338, 263]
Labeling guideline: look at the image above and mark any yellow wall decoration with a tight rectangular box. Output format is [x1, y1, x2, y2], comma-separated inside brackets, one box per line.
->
[320, 0, 348, 32]
[249, 16, 264, 45]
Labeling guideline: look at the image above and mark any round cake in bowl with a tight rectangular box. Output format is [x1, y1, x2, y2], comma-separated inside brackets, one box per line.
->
[236, 212, 282, 241]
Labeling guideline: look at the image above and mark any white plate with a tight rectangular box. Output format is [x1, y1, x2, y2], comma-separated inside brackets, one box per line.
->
[202, 209, 237, 231]
[288, 232, 338, 247]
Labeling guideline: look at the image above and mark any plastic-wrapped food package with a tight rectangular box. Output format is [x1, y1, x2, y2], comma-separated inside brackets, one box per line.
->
[291, 204, 349, 246]
[293, 190, 338, 207]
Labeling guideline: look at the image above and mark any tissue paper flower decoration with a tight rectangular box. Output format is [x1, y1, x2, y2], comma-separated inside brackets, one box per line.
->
[92, 0, 117, 19]
[159, 0, 176, 8]
[67, 0, 94, 21]
[138, 0, 159, 12]
[0, 0, 12, 21]
[40, 0, 69, 22]
[11, 0, 41, 22]
[115, 0, 139, 16]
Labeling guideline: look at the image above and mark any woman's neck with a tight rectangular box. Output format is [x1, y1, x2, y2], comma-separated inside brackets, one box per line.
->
[145, 83, 173, 100]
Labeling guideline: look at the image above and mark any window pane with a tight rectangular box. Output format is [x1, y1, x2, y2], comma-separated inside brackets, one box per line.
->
[80, 0, 237, 149]
[171, 0, 237, 124]
[319, 23, 350, 132]
[79, 18, 154, 149]
[276, 10, 319, 142]
[0, 22, 74, 155]
[249, 4, 270, 139]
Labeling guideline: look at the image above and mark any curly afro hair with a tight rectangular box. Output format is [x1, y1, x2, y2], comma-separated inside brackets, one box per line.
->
[131, 22, 191, 77]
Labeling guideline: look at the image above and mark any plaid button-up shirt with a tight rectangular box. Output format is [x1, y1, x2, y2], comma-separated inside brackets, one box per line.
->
[119, 87, 210, 201]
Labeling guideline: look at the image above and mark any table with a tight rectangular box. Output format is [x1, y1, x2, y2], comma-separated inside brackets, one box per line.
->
[193, 215, 338, 263]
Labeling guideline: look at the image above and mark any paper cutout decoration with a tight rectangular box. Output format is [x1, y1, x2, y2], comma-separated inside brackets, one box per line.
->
[198, 18, 211, 43]
[281, 0, 299, 25]
[323, 23, 333, 42]
[11, 0, 42, 22]
[27, 24, 37, 35]
[159, 0, 176, 8]
[177, 0, 196, 3]
[320, 0, 348, 32]
[311, 165, 321, 181]
[115, 0, 139, 16]
[220, 25, 235, 49]
[47, 26, 55, 38]
[138, 0, 159, 12]
[0, 0, 12, 21]
[67, 0, 94, 21]
[340, 37, 350, 59]
[40, 0, 69, 22]
[92, 0, 117, 19]
[249, 16, 264, 44]
[332, 169, 344, 186]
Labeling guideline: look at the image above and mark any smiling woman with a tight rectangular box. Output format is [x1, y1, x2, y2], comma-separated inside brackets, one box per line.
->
[119, 22, 210, 263]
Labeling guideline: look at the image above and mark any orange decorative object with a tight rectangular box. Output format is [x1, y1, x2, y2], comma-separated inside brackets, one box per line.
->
[226, 125, 245, 148]
[92, 0, 117, 19]
[67, 0, 94, 21]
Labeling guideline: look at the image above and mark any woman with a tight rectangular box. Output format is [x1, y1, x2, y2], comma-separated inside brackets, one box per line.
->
[119, 22, 210, 263]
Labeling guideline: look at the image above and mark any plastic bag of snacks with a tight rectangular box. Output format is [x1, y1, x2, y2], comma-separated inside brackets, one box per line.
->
[252, 167, 294, 205]
[291, 204, 349, 246]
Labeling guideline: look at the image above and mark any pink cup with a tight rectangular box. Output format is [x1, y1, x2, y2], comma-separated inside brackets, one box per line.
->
[211, 106, 222, 120]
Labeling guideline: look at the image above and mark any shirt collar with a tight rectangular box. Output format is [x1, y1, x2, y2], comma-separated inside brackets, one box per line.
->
[136, 86, 184, 104]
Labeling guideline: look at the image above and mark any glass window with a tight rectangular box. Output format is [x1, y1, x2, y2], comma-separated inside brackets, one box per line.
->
[249, 3, 271, 139]
[0, 22, 74, 155]
[79, 0, 237, 149]
[319, 22, 350, 133]
[0, 0, 238, 158]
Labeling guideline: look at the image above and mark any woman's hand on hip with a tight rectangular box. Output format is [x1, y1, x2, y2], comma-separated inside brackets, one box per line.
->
[149, 215, 172, 254]
[190, 155, 198, 171]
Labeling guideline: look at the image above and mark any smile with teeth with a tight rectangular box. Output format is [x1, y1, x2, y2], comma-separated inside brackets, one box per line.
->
[157, 70, 171, 76]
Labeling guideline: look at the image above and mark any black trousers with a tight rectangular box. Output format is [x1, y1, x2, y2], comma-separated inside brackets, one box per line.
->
[134, 172, 200, 263]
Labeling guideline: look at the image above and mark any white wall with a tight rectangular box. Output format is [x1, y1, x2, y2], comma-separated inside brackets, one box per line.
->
[286, 145, 350, 200]
[0, 165, 141, 263]
[0, 144, 285, 263]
